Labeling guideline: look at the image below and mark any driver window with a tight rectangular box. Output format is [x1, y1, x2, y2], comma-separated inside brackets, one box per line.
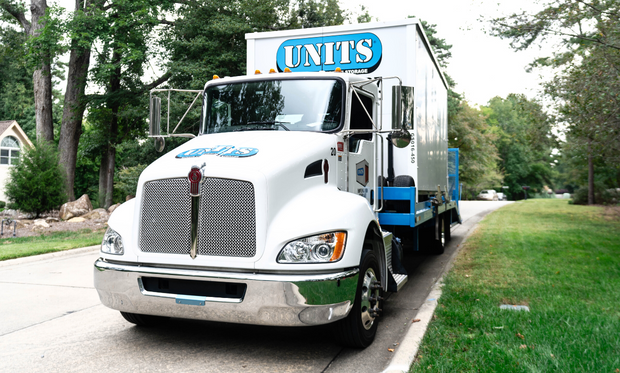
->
[349, 91, 374, 151]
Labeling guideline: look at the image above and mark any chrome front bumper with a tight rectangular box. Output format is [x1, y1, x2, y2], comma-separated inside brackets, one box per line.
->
[94, 259, 359, 326]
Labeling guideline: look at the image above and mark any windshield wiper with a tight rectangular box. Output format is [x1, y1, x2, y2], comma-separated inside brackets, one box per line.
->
[247, 121, 290, 131]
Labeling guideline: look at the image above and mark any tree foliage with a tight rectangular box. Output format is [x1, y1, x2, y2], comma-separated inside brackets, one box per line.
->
[5, 140, 66, 216]
[491, 0, 620, 203]
[0, 25, 35, 133]
[449, 102, 502, 197]
[483, 94, 555, 199]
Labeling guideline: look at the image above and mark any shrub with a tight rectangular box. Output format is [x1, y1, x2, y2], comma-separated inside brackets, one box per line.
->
[572, 182, 620, 205]
[0, 201, 5, 209]
[5, 140, 67, 217]
[114, 164, 147, 200]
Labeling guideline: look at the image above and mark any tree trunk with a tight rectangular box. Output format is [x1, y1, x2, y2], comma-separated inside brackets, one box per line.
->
[98, 153, 109, 208]
[1, 0, 54, 143]
[588, 140, 595, 205]
[30, 0, 54, 143]
[98, 49, 122, 209]
[32, 64, 54, 142]
[59, 46, 90, 201]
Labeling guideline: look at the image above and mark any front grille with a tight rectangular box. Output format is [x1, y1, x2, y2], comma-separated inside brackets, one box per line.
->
[198, 178, 256, 257]
[139, 177, 256, 258]
[140, 178, 192, 254]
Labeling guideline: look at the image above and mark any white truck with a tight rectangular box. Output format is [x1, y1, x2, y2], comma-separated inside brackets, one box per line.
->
[94, 19, 461, 348]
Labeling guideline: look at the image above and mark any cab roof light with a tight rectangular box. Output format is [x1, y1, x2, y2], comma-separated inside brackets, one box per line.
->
[269, 68, 276, 74]
[335, 67, 342, 73]
[213, 75, 220, 80]
[284, 67, 292, 73]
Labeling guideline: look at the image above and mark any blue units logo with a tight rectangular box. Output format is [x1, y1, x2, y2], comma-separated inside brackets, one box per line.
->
[176, 145, 259, 158]
[276, 32, 382, 74]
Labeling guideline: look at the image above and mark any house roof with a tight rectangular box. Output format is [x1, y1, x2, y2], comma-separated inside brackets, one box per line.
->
[0, 120, 34, 148]
[0, 120, 16, 135]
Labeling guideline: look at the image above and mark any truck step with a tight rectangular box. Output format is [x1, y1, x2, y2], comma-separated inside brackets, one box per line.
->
[392, 273, 408, 292]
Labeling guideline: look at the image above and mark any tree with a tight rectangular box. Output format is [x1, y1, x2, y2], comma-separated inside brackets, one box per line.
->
[0, 25, 35, 133]
[450, 101, 502, 198]
[544, 47, 620, 203]
[483, 94, 555, 199]
[57, 0, 107, 201]
[490, 0, 620, 203]
[5, 140, 66, 217]
[0, 0, 54, 143]
[86, 0, 172, 208]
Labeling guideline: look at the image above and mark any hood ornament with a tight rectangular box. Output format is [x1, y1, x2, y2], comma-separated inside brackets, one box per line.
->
[188, 163, 205, 259]
[188, 165, 203, 197]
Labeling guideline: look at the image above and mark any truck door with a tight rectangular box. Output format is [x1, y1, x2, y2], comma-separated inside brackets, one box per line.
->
[347, 90, 376, 206]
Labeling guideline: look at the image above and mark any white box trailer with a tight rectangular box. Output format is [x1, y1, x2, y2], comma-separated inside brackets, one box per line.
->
[247, 19, 449, 196]
[94, 19, 461, 349]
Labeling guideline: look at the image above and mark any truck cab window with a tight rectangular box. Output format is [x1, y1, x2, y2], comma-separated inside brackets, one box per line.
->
[203, 79, 343, 134]
[349, 91, 374, 151]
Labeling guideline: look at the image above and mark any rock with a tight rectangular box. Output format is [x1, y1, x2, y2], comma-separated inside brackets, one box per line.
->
[82, 208, 108, 220]
[68, 217, 86, 223]
[31, 225, 47, 231]
[13, 219, 32, 229]
[126, 195, 135, 201]
[33, 219, 50, 228]
[45, 217, 60, 223]
[59, 194, 93, 220]
[108, 203, 121, 214]
[2, 209, 17, 217]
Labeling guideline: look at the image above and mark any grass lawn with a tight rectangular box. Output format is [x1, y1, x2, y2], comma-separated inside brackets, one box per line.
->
[410, 199, 620, 372]
[0, 228, 105, 261]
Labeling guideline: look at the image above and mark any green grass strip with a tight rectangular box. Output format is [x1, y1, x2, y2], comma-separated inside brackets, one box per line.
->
[410, 200, 620, 372]
[0, 228, 105, 261]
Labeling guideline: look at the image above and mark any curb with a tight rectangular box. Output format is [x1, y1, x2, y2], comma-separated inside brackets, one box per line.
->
[0, 245, 99, 268]
[382, 281, 442, 373]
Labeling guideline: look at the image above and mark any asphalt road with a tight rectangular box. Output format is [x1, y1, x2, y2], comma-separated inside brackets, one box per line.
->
[0, 201, 511, 373]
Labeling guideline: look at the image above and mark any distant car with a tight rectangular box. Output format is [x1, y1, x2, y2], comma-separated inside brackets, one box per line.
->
[477, 189, 498, 201]
[496, 192, 505, 201]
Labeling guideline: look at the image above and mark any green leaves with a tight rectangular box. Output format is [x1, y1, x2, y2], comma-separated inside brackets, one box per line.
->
[5, 140, 67, 217]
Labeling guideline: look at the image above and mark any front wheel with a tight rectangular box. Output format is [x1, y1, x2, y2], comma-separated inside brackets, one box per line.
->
[334, 249, 382, 348]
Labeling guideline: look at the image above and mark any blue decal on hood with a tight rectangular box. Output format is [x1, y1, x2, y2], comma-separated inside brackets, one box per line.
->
[276, 32, 382, 74]
[176, 145, 258, 158]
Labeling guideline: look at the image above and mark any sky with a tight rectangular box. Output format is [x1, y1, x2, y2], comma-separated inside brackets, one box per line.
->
[340, 0, 552, 106]
[49, 0, 553, 107]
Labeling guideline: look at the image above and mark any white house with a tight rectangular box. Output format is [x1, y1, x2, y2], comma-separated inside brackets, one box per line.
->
[0, 120, 34, 203]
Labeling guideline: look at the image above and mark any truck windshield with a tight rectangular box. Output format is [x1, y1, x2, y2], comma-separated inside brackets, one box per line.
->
[202, 79, 342, 134]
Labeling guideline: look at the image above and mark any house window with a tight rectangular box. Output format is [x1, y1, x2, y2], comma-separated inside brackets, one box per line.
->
[1, 136, 20, 165]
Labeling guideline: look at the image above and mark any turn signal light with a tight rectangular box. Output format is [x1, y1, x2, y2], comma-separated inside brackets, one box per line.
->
[331, 232, 346, 261]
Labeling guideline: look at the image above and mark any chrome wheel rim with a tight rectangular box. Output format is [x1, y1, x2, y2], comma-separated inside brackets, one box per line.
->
[360, 267, 380, 330]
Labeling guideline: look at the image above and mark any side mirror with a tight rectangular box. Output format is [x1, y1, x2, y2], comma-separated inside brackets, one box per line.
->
[390, 130, 411, 148]
[154, 136, 165, 152]
[392, 85, 403, 130]
[149, 96, 161, 136]
[391, 85, 414, 148]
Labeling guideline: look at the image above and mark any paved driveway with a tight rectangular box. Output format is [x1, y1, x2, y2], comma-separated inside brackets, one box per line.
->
[0, 201, 510, 373]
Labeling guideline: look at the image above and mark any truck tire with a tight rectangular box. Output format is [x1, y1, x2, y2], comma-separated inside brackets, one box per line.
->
[393, 175, 414, 187]
[120, 312, 168, 326]
[334, 249, 382, 348]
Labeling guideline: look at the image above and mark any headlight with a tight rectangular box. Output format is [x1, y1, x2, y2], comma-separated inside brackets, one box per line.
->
[277, 232, 346, 263]
[101, 227, 124, 255]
